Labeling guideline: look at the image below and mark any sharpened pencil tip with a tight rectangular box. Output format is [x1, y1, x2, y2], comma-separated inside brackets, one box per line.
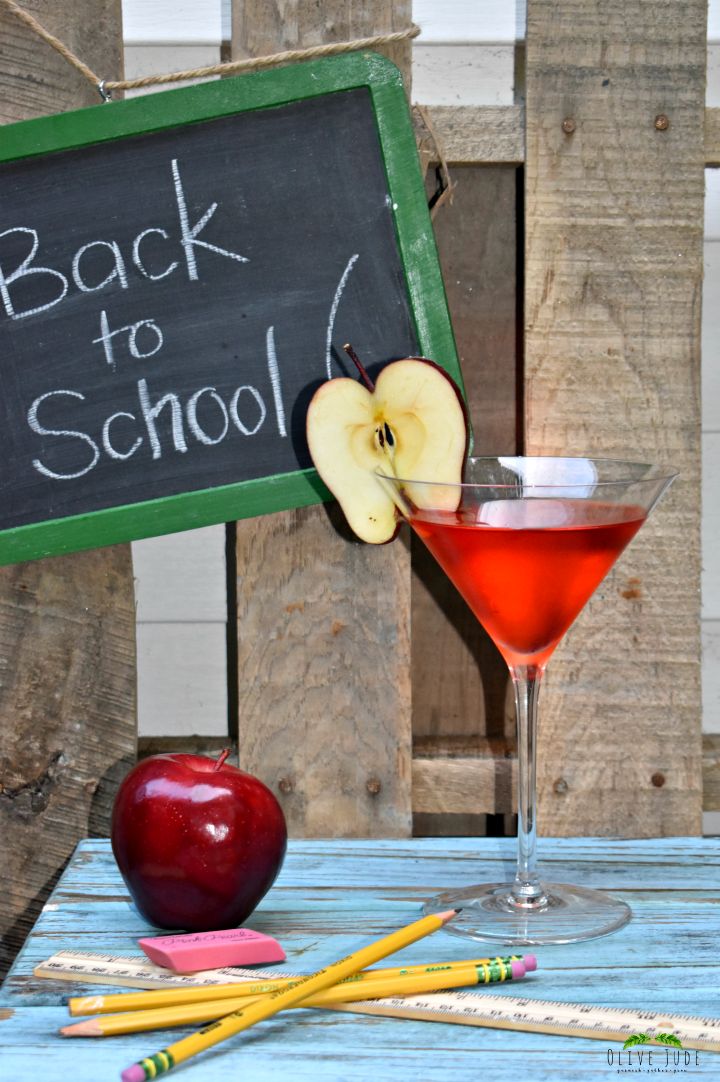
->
[437, 908, 461, 923]
[59, 1020, 101, 1037]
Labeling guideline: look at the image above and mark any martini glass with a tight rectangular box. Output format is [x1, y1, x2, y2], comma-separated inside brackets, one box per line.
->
[377, 456, 676, 944]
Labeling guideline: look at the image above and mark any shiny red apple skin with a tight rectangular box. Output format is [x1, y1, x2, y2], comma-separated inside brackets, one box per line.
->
[111, 753, 287, 931]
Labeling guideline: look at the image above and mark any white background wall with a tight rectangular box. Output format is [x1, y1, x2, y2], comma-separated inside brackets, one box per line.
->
[124, 2, 719, 833]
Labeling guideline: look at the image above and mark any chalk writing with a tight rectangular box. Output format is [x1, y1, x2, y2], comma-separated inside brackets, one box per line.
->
[0, 83, 423, 549]
[26, 257, 355, 479]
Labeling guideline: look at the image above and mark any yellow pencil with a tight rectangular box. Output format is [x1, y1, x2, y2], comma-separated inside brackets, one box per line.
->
[120, 909, 458, 1081]
[63, 959, 526, 1037]
[67, 954, 533, 1016]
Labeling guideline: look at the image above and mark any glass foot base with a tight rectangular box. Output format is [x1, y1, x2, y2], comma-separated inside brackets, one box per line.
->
[423, 882, 631, 945]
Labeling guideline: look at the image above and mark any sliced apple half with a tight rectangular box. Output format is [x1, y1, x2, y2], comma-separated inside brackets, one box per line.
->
[306, 356, 468, 543]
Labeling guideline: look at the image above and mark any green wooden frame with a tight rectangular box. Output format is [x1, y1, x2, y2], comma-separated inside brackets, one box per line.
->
[0, 52, 462, 565]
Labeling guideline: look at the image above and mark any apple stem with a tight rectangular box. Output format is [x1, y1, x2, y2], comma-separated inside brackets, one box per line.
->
[343, 343, 375, 392]
[213, 748, 231, 770]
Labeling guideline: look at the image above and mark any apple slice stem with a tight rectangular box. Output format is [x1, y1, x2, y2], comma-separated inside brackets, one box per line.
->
[343, 343, 375, 392]
[213, 749, 231, 771]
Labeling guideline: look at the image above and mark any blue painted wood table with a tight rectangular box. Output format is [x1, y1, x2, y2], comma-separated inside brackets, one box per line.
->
[1, 837, 719, 1080]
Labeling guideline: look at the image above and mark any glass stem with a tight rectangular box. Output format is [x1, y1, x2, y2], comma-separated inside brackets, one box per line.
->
[509, 664, 546, 906]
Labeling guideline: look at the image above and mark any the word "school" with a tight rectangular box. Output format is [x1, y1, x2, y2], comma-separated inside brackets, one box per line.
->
[27, 327, 287, 481]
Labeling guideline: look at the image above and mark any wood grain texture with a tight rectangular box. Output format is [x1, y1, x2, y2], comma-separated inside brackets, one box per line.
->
[412, 742, 517, 815]
[413, 739, 720, 815]
[0, 0, 124, 122]
[232, 0, 413, 86]
[131, 732, 720, 812]
[3, 837, 720, 1080]
[524, 0, 705, 836]
[703, 733, 720, 810]
[705, 106, 720, 164]
[412, 167, 518, 834]
[414, 104, 720, 167]
[235, 507, 411, 836]
[414, 105, 524, 164]
[0, 549, 136, 979]
[137, 736, 231, 758]
[230, 2, 413, 837]
[0, 1, 135, 981]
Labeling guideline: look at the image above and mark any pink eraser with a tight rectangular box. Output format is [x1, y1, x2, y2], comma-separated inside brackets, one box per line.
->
[510, 960, 526, 979]
[523, 953, 538, 972]
[138, 928, 286, 973]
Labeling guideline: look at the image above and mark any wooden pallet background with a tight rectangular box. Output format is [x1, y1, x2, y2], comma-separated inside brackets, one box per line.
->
[0, 0, 716, 978]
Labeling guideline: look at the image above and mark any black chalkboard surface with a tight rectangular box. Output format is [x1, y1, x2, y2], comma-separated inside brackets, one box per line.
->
[0, 53, 461, 564]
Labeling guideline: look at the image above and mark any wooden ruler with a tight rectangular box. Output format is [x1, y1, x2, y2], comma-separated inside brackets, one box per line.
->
[35, 951, 720, 1051]
[34, 950, 300, 989]
[347, 991, 720, 1052]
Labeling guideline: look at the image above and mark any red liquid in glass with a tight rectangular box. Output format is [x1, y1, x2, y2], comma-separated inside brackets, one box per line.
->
[411, 498, 646, 669]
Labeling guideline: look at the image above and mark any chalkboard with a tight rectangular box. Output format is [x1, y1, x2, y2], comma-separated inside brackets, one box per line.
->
[0, 53, 462, 565]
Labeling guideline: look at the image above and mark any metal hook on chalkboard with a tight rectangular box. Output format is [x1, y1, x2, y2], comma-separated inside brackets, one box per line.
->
[97, 81, 112, 103]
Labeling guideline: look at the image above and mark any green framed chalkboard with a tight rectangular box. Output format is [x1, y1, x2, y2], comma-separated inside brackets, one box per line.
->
[0, 52, 462, 565]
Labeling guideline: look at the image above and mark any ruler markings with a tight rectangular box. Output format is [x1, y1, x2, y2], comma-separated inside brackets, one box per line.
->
[32, 951, 720, 1051]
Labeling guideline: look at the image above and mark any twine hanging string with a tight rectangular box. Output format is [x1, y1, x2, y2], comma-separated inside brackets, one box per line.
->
[108, 26, 422, 93]
[0, 2, 453, 214]
[0, 0, 420, 96]
[414, 103, 455, 220]
[0, 0, 102, 89]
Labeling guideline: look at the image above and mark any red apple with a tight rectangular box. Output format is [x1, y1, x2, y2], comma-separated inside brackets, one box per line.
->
[111, 750, 287, 931]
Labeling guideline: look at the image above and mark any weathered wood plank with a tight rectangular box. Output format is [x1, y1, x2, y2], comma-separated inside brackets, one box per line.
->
[0, 0, 123, 123]
[703, 733, 720, 810]
[0, 550, 136, 977]
[412, 754, 516, 815]
[414, 104, 720, 167]
[232, 0, 413, 81]
[2, 1006, 720, 1080]
[412, 734, 720, 815]
[234, 507, 411, 836]
[414, 105, 524, 164]
[411, 166, 518, 836]
[10, 835, 720, 895]
[137, 736, 232, 759]
[705, 106, 720, 164]
[524, 0, 704, 837]
[133, 733, 720, 815]
[0, 2, 135, 982]
[229, 2, 413, 838]
[2, 838, 720, 1081]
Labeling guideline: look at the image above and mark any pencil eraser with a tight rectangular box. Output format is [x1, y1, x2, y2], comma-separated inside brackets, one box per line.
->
[138, 928, 286, 974]
[121, 1067, 145, 1082]
[523, 953, 538, 972]
[510, 960, 526, 979]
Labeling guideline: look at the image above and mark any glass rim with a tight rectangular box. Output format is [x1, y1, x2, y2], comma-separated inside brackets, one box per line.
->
[375, 455, 679, 490]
